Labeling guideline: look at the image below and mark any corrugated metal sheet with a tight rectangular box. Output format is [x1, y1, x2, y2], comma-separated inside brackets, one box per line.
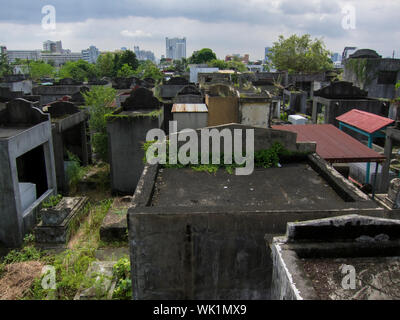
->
[272, 124, 386, 163]
[336, 109, 394, 134]
[172, 104, 208, 113]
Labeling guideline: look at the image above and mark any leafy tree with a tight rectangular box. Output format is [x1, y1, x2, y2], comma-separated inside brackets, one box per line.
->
[173, 58, 188, 73]
[59, 60, 98, 82]
[267, 34, 333, 74]
[83, 86, 117, 162]
[208, 59, 247, 72]
[96, 52, 115, 77]
[28, 61, 55, 80]
[208, 59, 228, 69]
[113, 50, 139, 75]
[226, 60, 247, 72]
[189, 48, 217, 64]
[117, 63, 135, 77]
[134, 60, 163, 81]
[0, 53, 13, 76]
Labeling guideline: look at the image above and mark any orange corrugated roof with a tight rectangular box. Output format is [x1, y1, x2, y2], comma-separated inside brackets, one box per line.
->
[336, 109, 394, 134]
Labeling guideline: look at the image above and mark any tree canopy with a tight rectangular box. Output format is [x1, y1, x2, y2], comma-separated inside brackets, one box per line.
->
[189, 48, 217, 64]
[0, 53, 12, 77]
[134, 60, 163, 81]
[113, 50, 139, 76]
[58, 60, 97, 82]
[267, 34, 333, 74]
[96, 52, 115, 78]
[208, 59, 247, 72]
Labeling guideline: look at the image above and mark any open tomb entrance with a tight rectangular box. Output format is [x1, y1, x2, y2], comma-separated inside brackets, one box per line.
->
[16, 144, 48, 212]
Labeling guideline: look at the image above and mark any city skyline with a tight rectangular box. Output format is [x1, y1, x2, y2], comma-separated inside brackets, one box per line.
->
[0, 0, 399, 60]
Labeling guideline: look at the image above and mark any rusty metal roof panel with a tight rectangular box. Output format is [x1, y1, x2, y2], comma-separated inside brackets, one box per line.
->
[336, 109, 394, 134]
[272, 124, 386, 163]
[172, 104, 208, 113]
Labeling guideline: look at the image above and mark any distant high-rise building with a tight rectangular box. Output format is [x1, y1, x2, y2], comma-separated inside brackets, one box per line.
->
[134, 45, 156, 62]
[82, 45, 100, 64]
[264, 47, 271, 63]
[331, 52, 341, 62]
[43, 40, 62, 53]
[166, 37, 186, 60]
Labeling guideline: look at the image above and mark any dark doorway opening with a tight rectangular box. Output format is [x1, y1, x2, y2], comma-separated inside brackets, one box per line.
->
[62, 124, 84, 162]
[16, 145, 48, 198]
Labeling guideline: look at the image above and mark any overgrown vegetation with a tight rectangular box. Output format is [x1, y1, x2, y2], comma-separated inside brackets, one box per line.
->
[66, 151, 86, 191]
[345, 58, 375, 89]
[42, 194, 63, 209]
[112, 256, 132, 300]
[143, 141, 310, 174]
[83, 86, 117, 162]
[22, 199, 112, 300]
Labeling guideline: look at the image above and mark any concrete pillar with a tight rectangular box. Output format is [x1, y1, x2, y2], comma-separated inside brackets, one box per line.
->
[380, 134, 393, 193]
[312, 100, 318, 124]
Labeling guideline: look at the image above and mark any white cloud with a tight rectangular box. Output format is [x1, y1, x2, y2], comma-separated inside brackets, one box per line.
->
[121, 29, 152, 38]
[0, 0, 399, 60]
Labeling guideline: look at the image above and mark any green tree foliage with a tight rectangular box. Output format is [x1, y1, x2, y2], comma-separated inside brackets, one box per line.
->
[0, 53, 12, 76]
[96, 52, 115, 78]
[267, 34, 333, 74]
[113, 50, 139, 75]
[116, 63, 135, 77]
[208, 59, 228, 69]
[173, 58, 188, 73]
[134, 60, 163, 81]
[208, 59, 247, 72]
[59, 60, 98, 82]
[226, 60, 247, 72]
[28, 61, 55, 80]
[83, 86, 117, 162]
[189, 48, 217, 64]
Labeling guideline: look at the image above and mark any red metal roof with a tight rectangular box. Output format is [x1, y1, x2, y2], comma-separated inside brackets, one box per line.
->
[272, 124, 386, 163]
[336, 109, 394, 134]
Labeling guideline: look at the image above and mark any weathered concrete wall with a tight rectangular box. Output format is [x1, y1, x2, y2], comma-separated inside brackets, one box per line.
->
[312, 96, 385, 126]
[206, 94, 239, 127]
[173, 112, 208, 132]
[343, 58, 400, 99]
[107, 112, 162, 194]
[239, 99, 272, 128]
[129, 206, 384, 300]
[32, 85, 84, 105]
[0, 123, 57, 247]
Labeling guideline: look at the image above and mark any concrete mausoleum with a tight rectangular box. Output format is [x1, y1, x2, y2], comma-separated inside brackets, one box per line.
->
[0, 98, 57, 247]
[45, 101, 91, 194]
[127, 124, 383, 299]
[312, 81, 386, 127]
[271, 215, 400, 300]
[107, 87, 163, 194]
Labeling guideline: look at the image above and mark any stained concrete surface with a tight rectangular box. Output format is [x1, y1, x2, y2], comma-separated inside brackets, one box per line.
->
[300, 257, 400, 300]
[151, 165, 351, 210]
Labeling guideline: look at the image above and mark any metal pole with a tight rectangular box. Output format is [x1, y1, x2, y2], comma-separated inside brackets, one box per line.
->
[372, 162, 379, 199]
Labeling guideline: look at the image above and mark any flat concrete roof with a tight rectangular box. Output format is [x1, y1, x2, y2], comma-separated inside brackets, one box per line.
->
[151, 164, 359, 210]
[0, 126, 30, 139]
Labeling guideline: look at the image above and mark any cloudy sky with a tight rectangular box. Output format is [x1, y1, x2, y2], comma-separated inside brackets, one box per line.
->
[0, 0, 399, 60]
